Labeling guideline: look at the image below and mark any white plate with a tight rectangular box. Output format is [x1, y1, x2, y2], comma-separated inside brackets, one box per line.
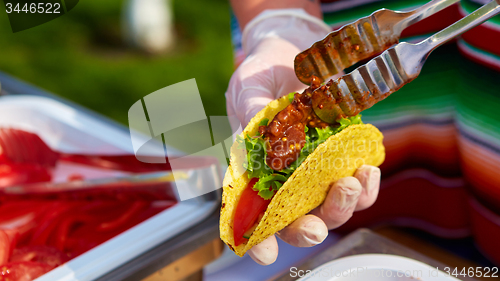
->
[296, 254, 461, 281]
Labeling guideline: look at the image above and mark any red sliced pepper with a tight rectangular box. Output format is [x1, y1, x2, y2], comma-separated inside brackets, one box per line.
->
[0, 230, 11, 265]
[97, 201, 147, 231]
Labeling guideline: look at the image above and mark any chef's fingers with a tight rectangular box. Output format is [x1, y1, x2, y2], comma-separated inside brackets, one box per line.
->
[310, 176, 362, 230]
[248, 234, 279, 265]
[276, 214, 328, 247]
[226, 84, 275, 129]
[353, 165, 381, 211]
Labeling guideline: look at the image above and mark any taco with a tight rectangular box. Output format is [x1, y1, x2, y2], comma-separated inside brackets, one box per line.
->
[220, 84, 385, 257]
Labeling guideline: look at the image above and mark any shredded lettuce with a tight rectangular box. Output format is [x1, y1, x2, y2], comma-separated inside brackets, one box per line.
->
[259, 118, 269, 127]
[237, 115, 363, 199]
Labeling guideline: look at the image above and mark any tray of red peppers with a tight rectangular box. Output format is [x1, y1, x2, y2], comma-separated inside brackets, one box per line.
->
[0, 95, 220, 281]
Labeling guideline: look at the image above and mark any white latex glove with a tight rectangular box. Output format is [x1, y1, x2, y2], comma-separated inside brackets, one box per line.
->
[225, 9, 381, 265]
[226, 9, 332, 129]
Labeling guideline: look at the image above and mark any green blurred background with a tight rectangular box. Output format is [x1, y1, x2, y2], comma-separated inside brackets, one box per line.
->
[0, 0, 233, 125]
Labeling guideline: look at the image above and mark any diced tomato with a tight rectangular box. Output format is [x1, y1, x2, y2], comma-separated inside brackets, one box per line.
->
[233, 178, 271, 246]
[0, 261, 53, 281]
[9, 246, 69, 268]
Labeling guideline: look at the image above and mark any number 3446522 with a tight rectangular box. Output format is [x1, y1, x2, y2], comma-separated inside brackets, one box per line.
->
[5, 2, 61, 14]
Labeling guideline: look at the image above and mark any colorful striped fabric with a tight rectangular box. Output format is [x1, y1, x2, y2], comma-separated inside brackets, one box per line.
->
[459, 0, 500, 70]
[229, 0, 500, 265]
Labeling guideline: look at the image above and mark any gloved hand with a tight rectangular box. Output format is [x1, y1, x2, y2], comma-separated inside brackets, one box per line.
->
[226, 9, 333, 129]
[225, 9, 382, 265]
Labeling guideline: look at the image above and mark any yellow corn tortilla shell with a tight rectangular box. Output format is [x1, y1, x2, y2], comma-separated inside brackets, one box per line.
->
[220, 95, 385, 256]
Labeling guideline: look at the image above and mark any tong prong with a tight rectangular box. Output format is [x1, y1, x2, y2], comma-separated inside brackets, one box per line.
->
[311, 0, 500, 124]
[295, 0, 460, 85]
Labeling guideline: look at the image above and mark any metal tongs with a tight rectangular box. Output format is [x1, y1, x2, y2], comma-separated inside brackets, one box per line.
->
[295, 0, 461, 84]
[295, 0, 500, 123]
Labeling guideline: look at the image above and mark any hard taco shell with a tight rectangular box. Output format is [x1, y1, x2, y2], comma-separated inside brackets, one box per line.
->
[220, 95, 385, 256]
